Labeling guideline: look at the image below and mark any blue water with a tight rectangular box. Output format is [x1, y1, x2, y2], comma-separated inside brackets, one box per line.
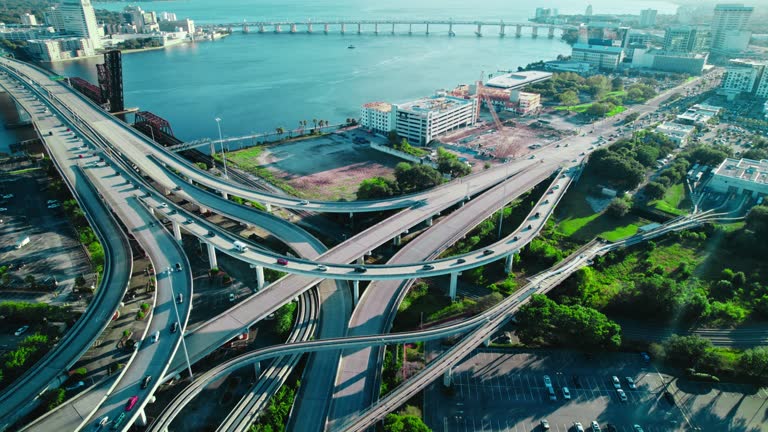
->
[46, 0, 678, 143]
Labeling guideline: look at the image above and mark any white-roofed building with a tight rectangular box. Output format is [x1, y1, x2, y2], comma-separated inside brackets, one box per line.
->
[709, 158, 768, 198]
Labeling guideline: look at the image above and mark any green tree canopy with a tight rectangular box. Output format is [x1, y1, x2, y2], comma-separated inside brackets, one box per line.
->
[383, 414, 431, 432]
[394, 163, 442, 193]
[357, 177, 398, 200]
[436, 147, 471, 178]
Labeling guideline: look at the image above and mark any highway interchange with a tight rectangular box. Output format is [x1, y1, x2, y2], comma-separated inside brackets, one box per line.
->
[0, 56, 717, 432]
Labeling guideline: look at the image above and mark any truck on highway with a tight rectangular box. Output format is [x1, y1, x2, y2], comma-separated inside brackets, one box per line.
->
[233, 241, 248, 253]
[16, 236, 30, 249]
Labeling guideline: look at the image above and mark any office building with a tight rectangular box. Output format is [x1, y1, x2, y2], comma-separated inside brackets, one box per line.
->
[0, 26, 55, 41]
[20, 13, 38, 26]
[640, 9, 658, 27]
[158, 12, 178, 22]
[719, 59, 768, 100]
[394, 96, 477, 145]
[709, 158, 768, 198]
[656, 122, 695, 146]
[571, 43, 625, 70]
[27, 37, 95, 61]
[676, 104, 721, 126]
[535, 8, 558, 20]
[48, 0, 101, 48]
[158, 19, 195, 34]
[585, 5, 593, 17]
[631, 49, 708, 75]
[543, 60, 591, 74]
[484, 71, 552, 90]
[710, 4, 753, 52]
[360, 102, 395, 134]
[663, 26, 711, 53]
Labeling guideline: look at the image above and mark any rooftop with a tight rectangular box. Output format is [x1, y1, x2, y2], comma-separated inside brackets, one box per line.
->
[485, 71, 553, 90]
[396, 96, 473, 115]
[657, 122, 695, 134]
[362, 102, 392, 113]
[714, 158, 768, 185]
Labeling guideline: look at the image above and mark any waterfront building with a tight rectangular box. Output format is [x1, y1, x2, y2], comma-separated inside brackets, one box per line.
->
[485, 71, 552, 91]
[158, 12, 178, 22]
[393, 96, 477, 145]
[571, 43, 624, 70]
[0, 26, 55, 41]
[710, 4, 753, 52]
[27, 37, 95, 61]
[639, 9, 657, 28]
[21, 13, 38, 26]
[656, 122, 695, 146]
[46, 0, 101, 48]
[360, 102, 394, 135]
[159, 19, 195, 34]
[719, 59, 768, 100]
[709, 158, 768, 198]
[543, 61, 591, 74]
[585, 5, 593, 17]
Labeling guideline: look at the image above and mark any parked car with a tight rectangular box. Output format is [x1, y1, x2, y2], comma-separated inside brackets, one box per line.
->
[591, 421, 601, 432]
[562, 387, 571, 400]
[540, 419, 550, 430]
[625, 377, 636, 389]
[573, 422, 584, 432]
[612, 376, 621, 389]
[543, 375, 552, 387]
[617, 388, 627, 402]
[14, 325, 29, 336]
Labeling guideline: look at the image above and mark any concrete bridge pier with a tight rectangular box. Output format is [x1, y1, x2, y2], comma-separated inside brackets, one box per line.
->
[408, 24, 412, 35]
[307, 23, 313, 33]
[258, 24, 265, 33]
[516, 25, 522, 37]
[242, 25, 249, 34]
[374, 23, 379, 34]
[172, 221, 182, 242]
[483, 337, 491, 347]
[499, 24, 505, 37]
[253, 361, 261, 376]
[357, 23, 362, 34]
[290, 24, 297, 33]
[137, 409, 148, 427]
[341, 23, 346, 34]
[255, 265, 265, 290]
[448, 22, 455, 36]
[221, 191, 229, 200]
[548, 26, 555, 38]
[352, 280, 360, 305]
[426, 23, 430, 35]
[356, 256, 365, 265]
[207, 243, 218, 269]
[449, 271, 459, 300]
[148, 207, 155, 217]
[324, 23, 329, 34]
[393, 234, 402, 247]
[425, 216, 433, 227]
[274, 24, 281, 33]
[443, 367, 453, 386]
[391, 22, 396, 35]
[265, 203, 272, 213]
[476, 24, 482, 37]
[532, 26, 538, 38]
[504, 253, 515, 274]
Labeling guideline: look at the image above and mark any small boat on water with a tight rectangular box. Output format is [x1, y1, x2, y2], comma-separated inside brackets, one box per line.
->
[347, 44, 356, 49]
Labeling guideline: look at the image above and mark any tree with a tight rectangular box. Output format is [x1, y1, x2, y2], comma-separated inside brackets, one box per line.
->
[746, 205, 768, 238]
[737, 347, 768, 380]
[436, 147, 470, 178]
[383, 413, 431, 432]
[606, 198, 631, 217]
[44, 388, 66, 411]
[587, 102, 613, 117]
[662, 334, 713, 368]
[394, 163, 442, 193]
[644, 182, 667, 200]
[559, 90, 579, 106]
[357, 177, 397, 200]
[611, 76, 624, 91]
[275, 302, 297, 337]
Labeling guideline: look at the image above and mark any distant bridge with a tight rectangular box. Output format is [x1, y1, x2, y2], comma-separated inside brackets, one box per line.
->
[200, 19, 576, 38]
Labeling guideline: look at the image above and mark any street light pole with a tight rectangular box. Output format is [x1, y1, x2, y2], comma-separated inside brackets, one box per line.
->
[215, 117, 228, 178]
[168, 271, 194, 380]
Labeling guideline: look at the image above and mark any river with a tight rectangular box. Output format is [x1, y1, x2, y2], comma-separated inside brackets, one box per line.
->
[41, 0, 677, 143]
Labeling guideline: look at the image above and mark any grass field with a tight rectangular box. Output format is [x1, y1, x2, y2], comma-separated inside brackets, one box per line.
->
[650, 182, 689, 216]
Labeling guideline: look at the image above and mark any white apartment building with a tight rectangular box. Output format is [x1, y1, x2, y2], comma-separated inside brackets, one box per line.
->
[27, 37, 95, 61]
[360, 102, 394, 135]
[656, 122, 695, 146]
[571, 43, 625, 70]
[47, 0, 102, 48]
[394, 96, 477, 145]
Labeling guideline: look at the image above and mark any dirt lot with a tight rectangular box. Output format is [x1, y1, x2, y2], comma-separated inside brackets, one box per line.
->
[254, 131, 401, 201]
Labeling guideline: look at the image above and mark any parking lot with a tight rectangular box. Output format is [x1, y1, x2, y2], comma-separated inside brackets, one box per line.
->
[424, 348, 768, 432]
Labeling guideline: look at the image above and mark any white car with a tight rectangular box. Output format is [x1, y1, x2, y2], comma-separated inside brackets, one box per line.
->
[617, 388, 628, 402]
[562, 387, 571, 400]
[47, 203, 60, 209]
[0, 208, 7, 212]
[625, 377, 636, 389]
[2, 194, 13, 199]
[543, 375, 552, 387]
[612, 376, 621, 389]
[574, 422, 585, 432]
[14, 325, 29, 336]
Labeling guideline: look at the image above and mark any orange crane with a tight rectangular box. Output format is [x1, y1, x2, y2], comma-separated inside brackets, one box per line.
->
[476, 78, 520, 159]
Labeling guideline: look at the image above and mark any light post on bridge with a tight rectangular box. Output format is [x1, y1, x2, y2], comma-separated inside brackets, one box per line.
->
[215, 117, 229, 178]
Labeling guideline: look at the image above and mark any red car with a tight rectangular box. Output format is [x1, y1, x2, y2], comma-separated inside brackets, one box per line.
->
[276, 258, 288, 266]
[125, 396, 138, 411]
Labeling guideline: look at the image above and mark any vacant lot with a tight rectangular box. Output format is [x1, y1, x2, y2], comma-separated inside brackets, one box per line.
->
[227, 132, 401, 201]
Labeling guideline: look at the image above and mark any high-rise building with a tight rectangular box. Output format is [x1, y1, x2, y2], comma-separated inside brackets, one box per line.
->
[710, 4, 753, 51]
[664, 26, 711, 53]
[158, 12, 177, 22]
[20, 13, 38, 26]
[585, 5, 593, 16]
[49, 0, 101, 48]
[571, 43, 625, 70]
[640, 9, 658, 27]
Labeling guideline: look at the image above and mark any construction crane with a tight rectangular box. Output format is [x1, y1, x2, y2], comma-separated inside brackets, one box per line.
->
[476, 76, 520, 159]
